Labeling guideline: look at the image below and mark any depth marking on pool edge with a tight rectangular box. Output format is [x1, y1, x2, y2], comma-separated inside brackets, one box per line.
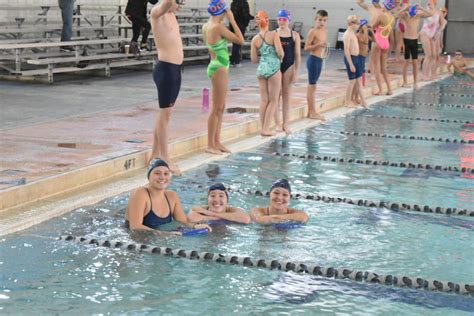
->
[273, 152, 473, 174]
[60, 235, 474, 297]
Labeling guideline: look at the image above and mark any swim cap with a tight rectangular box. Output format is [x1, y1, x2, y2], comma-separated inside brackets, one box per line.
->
[147, 157, 169, 179]
[360, 18, 369, 27]
[372, 0, 380, 4]
[408, 5, 417, 17]
[256, 10, 269, 28]
[277, 9, 291, 21]
[208, 0, 226, 16]
[383, 0, 396, 10]
[208, 182, 229, 199]
[270, 179, 291, 194]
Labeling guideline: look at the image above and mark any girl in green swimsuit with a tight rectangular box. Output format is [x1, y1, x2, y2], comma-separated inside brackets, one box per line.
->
[251, 11, 284, 136]
[203, 0, 244, 155]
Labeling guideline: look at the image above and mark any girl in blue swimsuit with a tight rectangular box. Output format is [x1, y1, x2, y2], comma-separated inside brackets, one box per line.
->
[125, 158, 211, 235]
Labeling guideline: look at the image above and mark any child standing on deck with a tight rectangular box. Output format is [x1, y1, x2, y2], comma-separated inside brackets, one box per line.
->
[399, 4, 433, 89]
[343, 15, 367, 108]
[304, 10, 329, 122]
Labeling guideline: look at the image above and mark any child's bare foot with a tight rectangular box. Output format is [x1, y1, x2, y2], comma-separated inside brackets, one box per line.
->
[345, 102, 357, 108]
[373, 90, 382, 96]
[360, 102, 369, 109]
[308, 113, 326, 121]
[261, 130, 276, 136]
[275, 124, 284, 132]
[402, 83, 411, 88]
[282, 125, 292, 136]
[169, 162, 182, 176]
[205, 147, 223, 155]
[386, 90, 393, 95]
[218, 144, 231, 153]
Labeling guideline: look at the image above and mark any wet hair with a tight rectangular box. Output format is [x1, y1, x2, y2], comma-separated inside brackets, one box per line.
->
[208, 182, 229, 200]
[270, 179, 291, 194]
[147, 157, 170, 179]
[317, 10, 328, 18]
[455, 50, 463, 55]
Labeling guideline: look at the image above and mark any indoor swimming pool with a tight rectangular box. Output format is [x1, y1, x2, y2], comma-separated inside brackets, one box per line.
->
[1, 77, 473, 314]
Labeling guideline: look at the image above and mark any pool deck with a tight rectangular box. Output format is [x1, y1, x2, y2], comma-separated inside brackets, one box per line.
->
[0, 51, 465, 236]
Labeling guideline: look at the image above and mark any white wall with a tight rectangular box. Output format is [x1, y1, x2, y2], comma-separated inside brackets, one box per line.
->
[255, 0, 445, 48]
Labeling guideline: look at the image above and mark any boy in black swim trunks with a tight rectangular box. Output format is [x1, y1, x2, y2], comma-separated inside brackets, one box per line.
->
[149, 0, 186, 175]
[398, 4, 432, 89]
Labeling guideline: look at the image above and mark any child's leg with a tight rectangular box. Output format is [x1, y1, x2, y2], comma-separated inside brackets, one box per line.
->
[207, 68, 228, 154]
[262, 72, 282, 136]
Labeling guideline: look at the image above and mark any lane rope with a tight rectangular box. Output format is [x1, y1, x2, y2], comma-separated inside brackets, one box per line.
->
[385, 102, 471, 109]
[337, 131, 472, 144]
[60, 235, 474, 296]
[211, 187, 474, 217]
[364, 115, 471, 125]
[272, 152, 473, 174]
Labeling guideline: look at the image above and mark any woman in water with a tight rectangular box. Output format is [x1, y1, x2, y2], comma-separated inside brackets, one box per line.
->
[251, 10, 284, 136]
[187, 183, 251, 224]
[250, 179, 309, 224]
[274, 8, 301, 136]
[203, 0, 244, 154]
[126, 158, 211, 234]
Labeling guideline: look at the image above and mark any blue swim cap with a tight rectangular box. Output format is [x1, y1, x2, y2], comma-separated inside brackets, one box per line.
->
[208, 182, 228, 199]
[270, 178, 291, 194]
[277, 9, 291, 21]
[208, 0, 226, 16]
[372, 0, 380, 4]
[360, 18, 369, 27]
[147, 157, 169, 178]
[383, 0, 397, 10]
[408, 5, 417, 17]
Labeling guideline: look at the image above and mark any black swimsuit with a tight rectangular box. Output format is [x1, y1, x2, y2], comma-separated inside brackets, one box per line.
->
[126, 188, 173, 229]
[279, 30, 295, 73]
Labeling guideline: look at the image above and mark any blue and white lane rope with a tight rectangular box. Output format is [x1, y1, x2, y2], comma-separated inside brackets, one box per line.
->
[60, 235, 474, 296]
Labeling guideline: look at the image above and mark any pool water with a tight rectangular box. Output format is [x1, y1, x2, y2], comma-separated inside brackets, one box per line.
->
[1, 77, 473, 314]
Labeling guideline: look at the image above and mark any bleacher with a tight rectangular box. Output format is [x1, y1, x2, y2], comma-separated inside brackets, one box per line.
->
[0, 4, 299, 83]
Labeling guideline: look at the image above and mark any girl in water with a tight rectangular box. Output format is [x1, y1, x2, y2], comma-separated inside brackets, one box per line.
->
[251, 10, 284, 136]
[187, 183, 251, 224]
[203, 0, 244, 154]
[250, 179, 309, 224]
[126, 158, 212, 235]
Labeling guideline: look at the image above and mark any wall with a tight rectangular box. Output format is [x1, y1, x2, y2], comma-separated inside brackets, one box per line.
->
[444, 0, 474, 53]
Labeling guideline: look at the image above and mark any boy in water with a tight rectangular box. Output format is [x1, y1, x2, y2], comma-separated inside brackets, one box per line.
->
[343, 15, 367, 108]
[448, 50, 474, 79]
[149, 0, 185, 175]
[304, 10, 329, 121]
[399, 4, 432, 89]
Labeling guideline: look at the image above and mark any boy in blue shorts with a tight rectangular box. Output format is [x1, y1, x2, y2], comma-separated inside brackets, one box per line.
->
[343, 15, 367, 108]
[304, 10, 329, 121]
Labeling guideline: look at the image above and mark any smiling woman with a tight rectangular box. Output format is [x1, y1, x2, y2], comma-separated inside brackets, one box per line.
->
[125, 158, 211, 234]
[249, 178, 309, 224]
[187, 182, 252, 224]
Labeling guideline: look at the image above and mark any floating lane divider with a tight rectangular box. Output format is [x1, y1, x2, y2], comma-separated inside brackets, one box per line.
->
[415, 92, 474, 98]
[60, 235, 474, 296]
[337, 131, 473, 144]
[368, 115, 471, 125]
[388, 102, 471, 109]
[217, 187, 474, 217]
[273, 152, 473, 174]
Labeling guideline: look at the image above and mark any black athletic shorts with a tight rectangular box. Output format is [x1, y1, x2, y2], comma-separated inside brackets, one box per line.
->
[404, 38, 418, 60]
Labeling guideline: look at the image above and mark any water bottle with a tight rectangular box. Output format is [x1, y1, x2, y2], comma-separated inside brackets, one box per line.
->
[202, 88, 209, 113]
[443, 52, 451, 64]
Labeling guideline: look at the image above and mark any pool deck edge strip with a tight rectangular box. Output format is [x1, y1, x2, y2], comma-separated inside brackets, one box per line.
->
[273, 152, 474, 174]
[60, 235, 474, 296]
